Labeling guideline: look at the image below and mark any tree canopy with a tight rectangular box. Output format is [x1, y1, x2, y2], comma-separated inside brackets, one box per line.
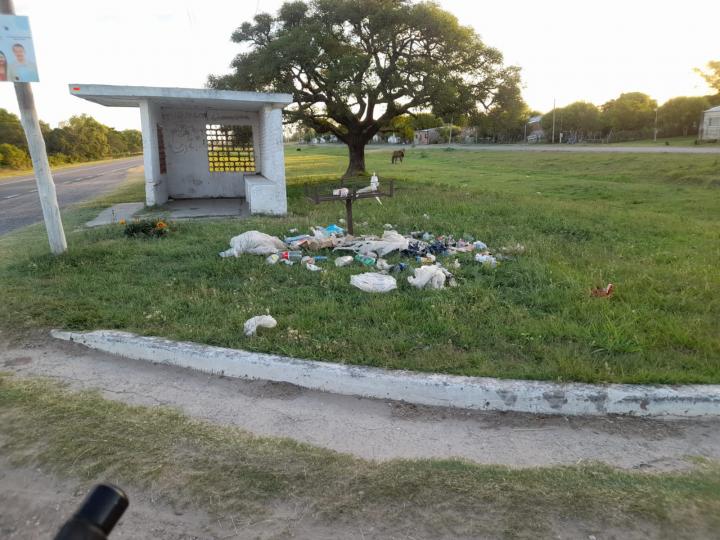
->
[209, 0, 519, 177]
[601, 92, 657, 134]
[695, 60, 720, 94]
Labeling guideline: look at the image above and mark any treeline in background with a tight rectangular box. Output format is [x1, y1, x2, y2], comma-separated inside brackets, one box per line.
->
[0, 109, 142, 170]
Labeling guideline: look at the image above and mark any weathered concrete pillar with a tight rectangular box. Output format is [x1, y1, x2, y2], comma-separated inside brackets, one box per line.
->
[139, 100, 168, 206]
[246, 105, 287, 214]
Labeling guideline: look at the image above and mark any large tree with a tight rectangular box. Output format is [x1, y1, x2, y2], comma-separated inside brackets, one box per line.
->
[658, 96, 710, 137]
[209, 0, 518, 177]
[601, 92, 657, 133]
[695, 60, 720, 94]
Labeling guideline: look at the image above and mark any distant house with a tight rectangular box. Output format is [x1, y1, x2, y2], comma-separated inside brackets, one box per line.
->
[526, 115, 544, 143]
[414, 128, 441, 145]
[699, 106, 720, 141]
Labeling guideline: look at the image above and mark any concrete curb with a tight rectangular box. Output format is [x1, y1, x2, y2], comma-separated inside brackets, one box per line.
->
[51, 329, 720, 418]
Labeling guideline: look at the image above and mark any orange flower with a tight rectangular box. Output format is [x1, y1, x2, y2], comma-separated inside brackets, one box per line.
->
[118, 219, 126, 225]
[155, 221, 168, 229]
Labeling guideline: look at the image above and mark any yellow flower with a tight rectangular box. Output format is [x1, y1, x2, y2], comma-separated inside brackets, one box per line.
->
[118, 219, 126, 225]
[155, 221, 168, 229]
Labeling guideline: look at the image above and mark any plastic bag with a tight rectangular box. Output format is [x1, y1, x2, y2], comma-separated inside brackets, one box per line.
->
[220, 231, 286, 257]
[243, 315, 277, 336]
[350, 272, 397, 293]
[408, 265, 447, 289]
[335, 255, 354, 267]
[474, 254, 498, 268]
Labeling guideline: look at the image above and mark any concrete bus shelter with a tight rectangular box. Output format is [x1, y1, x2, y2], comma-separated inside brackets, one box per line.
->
[69, 84, 292, 215]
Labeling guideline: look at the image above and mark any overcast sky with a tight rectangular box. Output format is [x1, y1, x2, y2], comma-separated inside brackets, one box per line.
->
[1, 0, 718, 130]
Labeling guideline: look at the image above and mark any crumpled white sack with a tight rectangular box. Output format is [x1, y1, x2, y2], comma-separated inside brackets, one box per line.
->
[220, 231, 287, 257]
[350, 272, 397, 293]
[408, 264, 447, 289]
[340, 230, 409, 257]
[243, 315, 277, 336]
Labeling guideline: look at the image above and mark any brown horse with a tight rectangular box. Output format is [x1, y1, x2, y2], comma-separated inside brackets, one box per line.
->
[391, 149, 405, 164]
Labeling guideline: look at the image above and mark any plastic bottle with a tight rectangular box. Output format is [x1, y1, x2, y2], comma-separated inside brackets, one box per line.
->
[355, 254, 376, 266]
[279, 251, 303, 261]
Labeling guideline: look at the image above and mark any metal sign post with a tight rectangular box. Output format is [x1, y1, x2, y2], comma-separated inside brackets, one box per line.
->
[1, 0, 66, 254]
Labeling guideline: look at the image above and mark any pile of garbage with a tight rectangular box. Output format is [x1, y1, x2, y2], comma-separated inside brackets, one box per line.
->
[220, 226, 525, 293]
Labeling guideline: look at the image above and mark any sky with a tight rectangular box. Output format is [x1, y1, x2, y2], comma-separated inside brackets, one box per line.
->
[1, 0, 718, 130]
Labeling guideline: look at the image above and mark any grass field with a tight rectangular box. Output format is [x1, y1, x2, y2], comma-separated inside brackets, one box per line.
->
[1, 146, 719, 384]
[1, 374, 718, 538]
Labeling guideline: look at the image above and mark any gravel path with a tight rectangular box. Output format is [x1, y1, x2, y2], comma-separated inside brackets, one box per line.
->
[2, 334, 719, 471]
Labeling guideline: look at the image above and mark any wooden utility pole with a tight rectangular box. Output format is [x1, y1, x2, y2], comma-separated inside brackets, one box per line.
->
[1, 0, 67, 254]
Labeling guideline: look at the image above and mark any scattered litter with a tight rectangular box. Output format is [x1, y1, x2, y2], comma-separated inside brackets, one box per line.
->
[499, 243, 526, 256]
[452, 259, 461, 269]
[220, 231, 286, 257]
[473, 240, 488, 251]
[591, 283, 614, 298]
[357, 172, 380, 194]
[285, 234, 312, 244]
[243, 315, 277, 336]
[338, 218, 346, 224]
[301, 255, 314, 265]
[389, 262, 409, 273]
[475, 254, 498, 268]
[288, 228, 299, 233]
[266, 254, 280, 265]
[383, 223, 394, 230]
[333, 188, 350, 197]
[282, 259, 295, 266]
[279, 250, 303, 262]
[376, 258, 392, 271]
[351, 272, 397, 293]
[337, 230, 409, 257]
[408, 265, 451, 289]
[305, 263, 323, 272]
[355, 254, 377, 266]
[313, 256, 328, 262]
[423, 213, 430, 219]
[335, 255, 354, 267]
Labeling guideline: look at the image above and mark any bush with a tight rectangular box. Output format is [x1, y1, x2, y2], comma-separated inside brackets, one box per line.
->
[0, 143, 31, 169]
[48, 153, 71, 166]
[123, 219, 169, 238]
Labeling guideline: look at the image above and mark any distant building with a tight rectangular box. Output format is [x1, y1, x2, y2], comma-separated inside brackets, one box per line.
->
[414, 128, 441, 145]
[526, 115, 544, 143]
[699, 106, 720, 141]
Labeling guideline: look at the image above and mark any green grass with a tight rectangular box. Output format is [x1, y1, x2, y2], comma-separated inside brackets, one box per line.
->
[1, 148, 719, 383]
[1, 374, 719, 538]
[603, 136, 719, 147]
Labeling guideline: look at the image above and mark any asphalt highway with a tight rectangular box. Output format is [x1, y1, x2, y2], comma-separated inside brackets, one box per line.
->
[0, 156, 143, 236]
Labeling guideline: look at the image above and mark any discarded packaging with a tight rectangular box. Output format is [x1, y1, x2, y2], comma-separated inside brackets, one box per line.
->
[383, 224, 394, 230]
[452, 259, 461, 269]
[357, 172, 380, 194]
[591, 283, 615, 298]
[266, 254, 280, 265]
[220, 231, 286, 257]
[333, 188, 350, 197]
[337, 230, 409, 257]
[335, 255, 354, 267]
[408, 264, 448, 289]
[376, 258, 393, 271]
[355, 254, 377, 266]
[305, 263, 323, 272]
[350, 272, 397, 293]
[243, 315, 277, 336]
[280, 250, 303, 261]
[474, 254, 498, 268]
[473, 241, 488, 251]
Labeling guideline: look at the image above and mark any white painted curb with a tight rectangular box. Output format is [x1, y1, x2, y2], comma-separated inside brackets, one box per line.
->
[51, 330, 720, 418]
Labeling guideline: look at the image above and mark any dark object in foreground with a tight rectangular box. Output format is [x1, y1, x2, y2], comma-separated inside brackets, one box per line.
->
[54, 484, 129, 540]
[304, 179, 395, 235]
[391, 149, 405, 163]
[591, 283, 615, 298]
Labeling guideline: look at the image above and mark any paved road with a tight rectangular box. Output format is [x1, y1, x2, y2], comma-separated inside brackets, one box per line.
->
[401, 143, 720, 154]
[0, 156, 143, 236]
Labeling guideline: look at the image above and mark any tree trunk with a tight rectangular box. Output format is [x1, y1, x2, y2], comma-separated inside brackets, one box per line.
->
[343, 139, 367, 179]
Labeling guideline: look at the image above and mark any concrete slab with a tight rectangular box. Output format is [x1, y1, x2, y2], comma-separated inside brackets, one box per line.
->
[161, 198, 250, 219]
[85, 202, 144, 227]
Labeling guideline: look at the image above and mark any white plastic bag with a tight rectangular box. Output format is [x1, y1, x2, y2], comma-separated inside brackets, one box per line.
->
[408, 265, 447, 289]
[350, 272, 397, 293]
[474, 254, 498, 268]
[243, 315, 277, 336]
[335, 255, 354, 267]
[220, 231, 287, 257]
